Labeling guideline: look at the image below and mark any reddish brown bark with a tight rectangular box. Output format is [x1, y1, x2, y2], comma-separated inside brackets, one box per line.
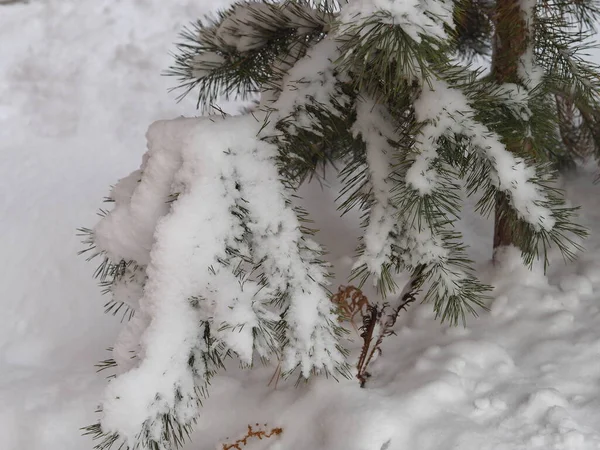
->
[491, 0, 530, 254]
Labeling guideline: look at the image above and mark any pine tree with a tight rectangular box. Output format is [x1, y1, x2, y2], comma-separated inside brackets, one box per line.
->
[453, 0, 600, 250]
[455, 0, 600, 166]
[81, 1, 591, 449]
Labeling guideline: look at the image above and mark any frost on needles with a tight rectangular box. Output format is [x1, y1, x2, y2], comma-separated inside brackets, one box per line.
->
[81, 0, 589, 449]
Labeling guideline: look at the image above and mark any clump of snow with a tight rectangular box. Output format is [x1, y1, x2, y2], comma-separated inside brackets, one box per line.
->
[270, 37, 348, 131]
[518, 0, 544, 88]
[95, 118, 198, 265]
[339, 0, 454, 43]
[351, 96, 398, 276]
[96, 114, 344, 444]
[411, 79, 556, 231]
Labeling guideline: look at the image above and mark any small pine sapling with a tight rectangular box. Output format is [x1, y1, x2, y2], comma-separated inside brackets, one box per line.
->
[81, 1, 590, 449]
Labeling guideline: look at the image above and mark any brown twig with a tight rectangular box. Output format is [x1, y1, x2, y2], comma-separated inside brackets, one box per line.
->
[331, 285, 370, 332]
[222, 424, 283, 450]
[355, 304, 382, 387]
[356, 266, 425, 387]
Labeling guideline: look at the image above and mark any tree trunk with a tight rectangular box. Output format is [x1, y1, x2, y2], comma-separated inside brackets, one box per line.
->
[493, 193, 513, 249]
[491, 0, 530, 256]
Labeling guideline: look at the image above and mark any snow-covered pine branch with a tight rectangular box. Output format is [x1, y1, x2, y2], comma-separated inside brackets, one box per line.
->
[351, 96, 399, 281]
[88, 114, 347, 450]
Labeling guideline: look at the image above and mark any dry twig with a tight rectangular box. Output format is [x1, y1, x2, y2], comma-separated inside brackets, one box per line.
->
[222, 424, 283, 450]
[331, 285, 370, 331]
[356, 266, 425, 387]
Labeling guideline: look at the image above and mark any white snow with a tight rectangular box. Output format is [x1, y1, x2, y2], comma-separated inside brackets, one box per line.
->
[270, 37, 347, 130]
[3, 1, 600, 450]
[339, 0, 454, 43]
[351, 94, 464, 300]
[96, 113, 345, 445]
[351, 96, 398, 276]
[518, 0, 544, 88]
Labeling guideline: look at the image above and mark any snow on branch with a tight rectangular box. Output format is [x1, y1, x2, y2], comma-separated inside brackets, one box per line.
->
[262, 35, 354, 185]
[84, 1, 590, 447]
[93, 114, 345, 449]
[411, 78, 556, 231]
[210, 1, 331, 53]
[347, 94, 482, 322]
[270, 37, 347, 128]
[168, 1, 335, 107]
[339, 0, 454, 43]
[351, 95, 398, 277]
[518, 0, 543, 89]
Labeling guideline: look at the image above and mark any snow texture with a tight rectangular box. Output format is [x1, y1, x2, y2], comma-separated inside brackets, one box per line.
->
[352, 96, 398, 276]
[3, 1, 600, 450]
[339, 0, 454, 43]
[270, 37, 348, 132]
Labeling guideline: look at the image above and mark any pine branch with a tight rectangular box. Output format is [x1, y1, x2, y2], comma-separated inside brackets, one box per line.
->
[451, 0, 493, 61]
[167, 1, 335, 108]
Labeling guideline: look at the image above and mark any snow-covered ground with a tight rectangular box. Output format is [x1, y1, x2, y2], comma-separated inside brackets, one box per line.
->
[2, 1, 600, 449]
